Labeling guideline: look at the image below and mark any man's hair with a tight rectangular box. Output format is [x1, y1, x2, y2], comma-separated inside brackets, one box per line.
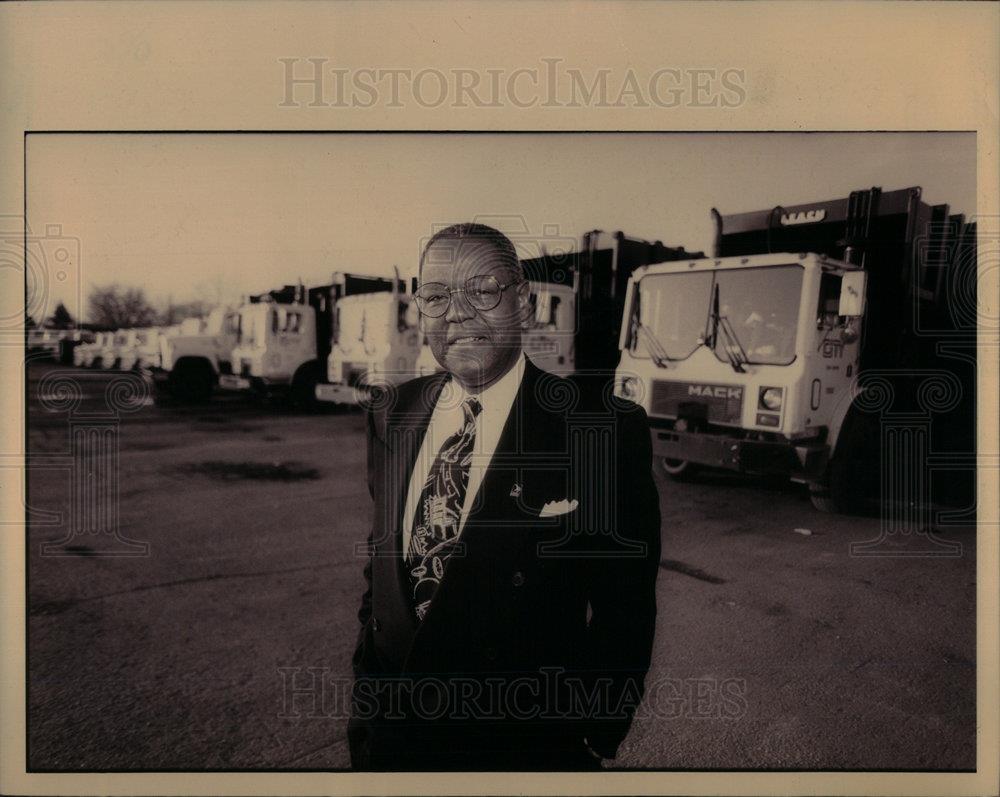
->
[419, 223, 523, 279]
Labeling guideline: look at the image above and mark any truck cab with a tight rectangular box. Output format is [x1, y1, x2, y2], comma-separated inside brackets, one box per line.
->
[616, 253, 864, 488]
[316, 291, 422, 404]
[223, 292, 320, 403]
[99, 330, 130, 369]
[617, 186, 976, 513]
[153, 306, 240, 401]
[76, 331, 113, 367]
[222, 274, 402, 407]
[116, 328, 158, 371]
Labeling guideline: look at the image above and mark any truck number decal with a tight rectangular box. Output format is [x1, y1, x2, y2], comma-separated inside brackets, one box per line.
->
[821, 339, 844, 358]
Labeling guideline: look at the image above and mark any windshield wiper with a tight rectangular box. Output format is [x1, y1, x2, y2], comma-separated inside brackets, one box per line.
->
[634, 319, 673, 368]
[709, 283, 748, 373]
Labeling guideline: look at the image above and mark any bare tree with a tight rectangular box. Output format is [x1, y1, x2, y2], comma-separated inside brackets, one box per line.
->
[88, 284, 157, 328]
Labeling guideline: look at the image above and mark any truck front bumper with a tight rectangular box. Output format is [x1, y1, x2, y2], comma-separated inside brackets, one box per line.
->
[315, 382, 367, 405]
[651, 428, 829, 481]
[218, 374, 253, 392]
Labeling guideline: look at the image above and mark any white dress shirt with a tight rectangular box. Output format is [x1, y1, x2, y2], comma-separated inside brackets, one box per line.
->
[402, 353, 527, 557]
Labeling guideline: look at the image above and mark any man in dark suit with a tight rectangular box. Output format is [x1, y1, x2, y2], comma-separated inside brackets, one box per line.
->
[348, 223, 661, 771]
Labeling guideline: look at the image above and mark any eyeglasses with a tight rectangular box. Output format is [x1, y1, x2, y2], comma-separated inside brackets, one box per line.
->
[413, 275, 525, 318]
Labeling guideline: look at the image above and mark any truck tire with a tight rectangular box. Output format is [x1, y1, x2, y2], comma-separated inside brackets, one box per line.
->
[655, 457, 700, 482]
[290, 362, 322, 412]
[170, 359, 215, 403]
[809, 407, 877, 514]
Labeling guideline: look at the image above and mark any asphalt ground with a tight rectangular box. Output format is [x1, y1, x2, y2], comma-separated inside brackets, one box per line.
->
[24, 361, 976, 770]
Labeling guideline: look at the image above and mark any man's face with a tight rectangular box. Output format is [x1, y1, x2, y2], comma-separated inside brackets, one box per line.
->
[419, 238, 529, 392]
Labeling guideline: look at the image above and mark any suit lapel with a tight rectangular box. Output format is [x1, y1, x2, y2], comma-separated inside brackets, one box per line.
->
[379, 372, 450, 640]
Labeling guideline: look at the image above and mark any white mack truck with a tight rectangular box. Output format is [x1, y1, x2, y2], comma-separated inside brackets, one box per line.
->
[615, 186, 976, 514]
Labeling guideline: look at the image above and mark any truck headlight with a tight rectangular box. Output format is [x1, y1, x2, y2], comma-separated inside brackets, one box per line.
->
[759, 387, 783, 411]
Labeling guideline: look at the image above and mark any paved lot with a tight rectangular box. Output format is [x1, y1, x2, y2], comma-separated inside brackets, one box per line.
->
[25, 361, 976, 770]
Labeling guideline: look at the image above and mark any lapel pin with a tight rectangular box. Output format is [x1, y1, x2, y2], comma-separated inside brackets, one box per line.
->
[509, 483, 522, 498]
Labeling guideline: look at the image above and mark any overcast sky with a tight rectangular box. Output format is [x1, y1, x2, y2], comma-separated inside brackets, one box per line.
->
[24, 132, 975, 323]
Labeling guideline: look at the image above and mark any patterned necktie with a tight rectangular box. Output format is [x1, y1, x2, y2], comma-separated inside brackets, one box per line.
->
[406, 395, 482, 621]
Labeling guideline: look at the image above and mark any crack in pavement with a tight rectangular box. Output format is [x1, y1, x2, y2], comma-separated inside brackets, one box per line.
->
[659, 559, 727, 584]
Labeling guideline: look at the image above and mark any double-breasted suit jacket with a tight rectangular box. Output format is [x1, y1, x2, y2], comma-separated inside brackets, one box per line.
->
[348, 357, 661, 770]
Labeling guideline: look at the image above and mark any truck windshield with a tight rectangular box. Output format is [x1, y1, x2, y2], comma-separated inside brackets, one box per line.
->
[710, 266, 802, 365]
[631, 271, 714, 361]
[632, 265, 803, 365]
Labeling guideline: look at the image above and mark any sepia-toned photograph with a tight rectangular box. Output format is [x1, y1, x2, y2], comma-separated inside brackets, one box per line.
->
[21, 131, 979, 773]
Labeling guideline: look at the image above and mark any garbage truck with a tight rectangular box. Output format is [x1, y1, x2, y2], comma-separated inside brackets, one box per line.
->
[614, 186, 976, 513]
[220, 272, 403, 407]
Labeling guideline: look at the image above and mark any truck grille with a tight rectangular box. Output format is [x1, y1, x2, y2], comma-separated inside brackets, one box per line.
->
[650, 380, 744, 426]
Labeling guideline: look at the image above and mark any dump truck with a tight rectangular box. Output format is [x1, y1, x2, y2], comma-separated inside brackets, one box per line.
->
[220, 273, 403, 407]
[615, 186, 976, 513]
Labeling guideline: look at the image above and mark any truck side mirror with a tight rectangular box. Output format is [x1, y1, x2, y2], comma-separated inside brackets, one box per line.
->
[838, 271, 867, 317]
[403, 302, 419, 329]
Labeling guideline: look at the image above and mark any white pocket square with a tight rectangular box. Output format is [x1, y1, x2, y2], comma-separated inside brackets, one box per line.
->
[539, 498, 579, 518]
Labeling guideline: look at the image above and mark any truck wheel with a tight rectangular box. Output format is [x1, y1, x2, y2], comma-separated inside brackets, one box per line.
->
[170, 360, 214, 403]
[291, 363, 321, 412]
[809, 408, 877, 514]
[656, 457, 700, 482]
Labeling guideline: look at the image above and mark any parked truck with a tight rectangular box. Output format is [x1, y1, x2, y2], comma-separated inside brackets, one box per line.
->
[75, 331, 113, 368]
[150, 306, 240, 401]
[615, 186, 976, 513]
[219, 273, 403, 408]
[316, 284, 423, 404]
[519, 231, 705, 375]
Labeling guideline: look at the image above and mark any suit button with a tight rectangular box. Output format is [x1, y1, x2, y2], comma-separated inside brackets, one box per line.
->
[511, 571, 525, 587]
[484, 646, 497, 661]
[372, 618, 381, 631]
